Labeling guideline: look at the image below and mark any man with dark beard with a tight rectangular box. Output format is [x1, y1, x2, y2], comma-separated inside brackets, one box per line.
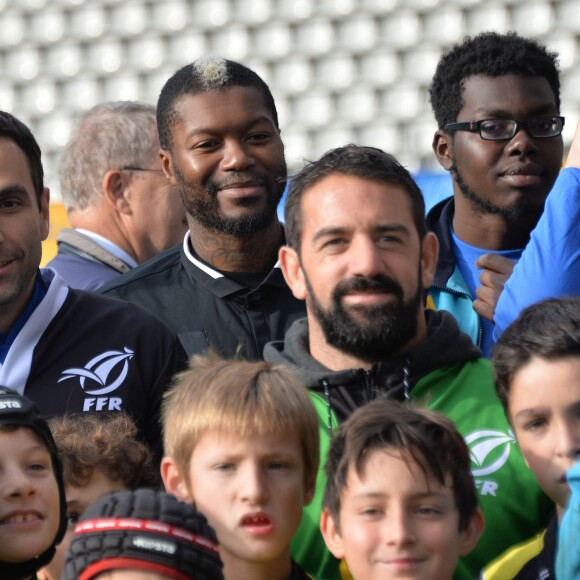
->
[264, 145, 553, 580]
[427, 32, 563, 356]
[101, 58, 305, 359]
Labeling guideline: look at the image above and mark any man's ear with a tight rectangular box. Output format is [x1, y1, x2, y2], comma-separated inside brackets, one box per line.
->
[161, 457, 193, 503]
[459, 508, 485, 556]
[39, 187, 50, 241]
[420, 232, 439, 290]
[320, 508, 345, 560]
[279, 245, 307, 301]
[160, 149, 178, 187]
[102, 169, 131, 215]
[432, 129, 453, 172]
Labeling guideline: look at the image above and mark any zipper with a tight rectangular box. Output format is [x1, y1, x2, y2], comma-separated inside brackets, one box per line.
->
[403, 361, 410, 403]
[364, 369, 376, 401]
[321, 378, 333, 433]
[429, 284, 483, 348]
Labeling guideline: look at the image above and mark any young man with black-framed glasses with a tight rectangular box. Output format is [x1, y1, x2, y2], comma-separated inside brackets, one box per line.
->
[427, 31, 563, 357]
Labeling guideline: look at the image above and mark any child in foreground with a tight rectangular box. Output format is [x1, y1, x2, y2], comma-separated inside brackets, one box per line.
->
[161, 353, 320, 580]
[38, 413, 159, 580]
[0, 388, 67, 580]
[320, 398, 484, 580]
[483, 296, 580, 579]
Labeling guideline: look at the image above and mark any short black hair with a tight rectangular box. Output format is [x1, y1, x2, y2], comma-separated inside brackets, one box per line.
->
[284, 144, 426, 251]
[157, 57, 279, 151]
[429, 31, 560, 128]
[493, 296, 580, 413]
[0, 111, 44, 205]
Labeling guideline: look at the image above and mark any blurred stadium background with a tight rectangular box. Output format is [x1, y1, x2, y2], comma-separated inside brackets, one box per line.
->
[1, 0, 578, 261]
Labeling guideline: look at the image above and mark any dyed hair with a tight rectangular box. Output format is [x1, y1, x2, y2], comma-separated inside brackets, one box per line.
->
[0, 110, 44, 205]
[324, 398, 478, 532]
[157, 57, 279, 151]
[284, 144, 426, 251]
[429, 31, 560, 128]
[162, 352, 319, 490]
[60, 101, 159, 211]
[49, 413, 159, 490]
[493, 296, 580, 413]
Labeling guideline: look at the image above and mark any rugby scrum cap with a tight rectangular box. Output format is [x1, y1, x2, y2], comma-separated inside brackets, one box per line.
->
[0, 387, 67, 580]
[64, 488, 224, 580]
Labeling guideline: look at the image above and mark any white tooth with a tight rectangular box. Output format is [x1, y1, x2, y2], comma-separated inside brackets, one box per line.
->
[8, 513, 36, 523]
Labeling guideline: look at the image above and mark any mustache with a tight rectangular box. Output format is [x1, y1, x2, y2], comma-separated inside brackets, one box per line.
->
[206, 172, 267, 197]
[333, 275, 404, 301]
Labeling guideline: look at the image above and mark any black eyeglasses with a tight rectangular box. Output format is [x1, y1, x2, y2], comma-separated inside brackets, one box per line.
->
[121, 166, 164, 173]
[443, 116, 565, 141]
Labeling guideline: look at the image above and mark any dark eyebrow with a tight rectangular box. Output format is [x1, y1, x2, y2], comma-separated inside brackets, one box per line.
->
[0, 184, 29, 197]
[351, 491, 386, 500]
[514, 408, 546, 421]
[184, 115, 276, 140]
[517, 401, 580, 422]
[352, 490, 448, 501]
[312, 223, 411, 244]
[376, 224, 411, 237]
[471, 104, 557, 119]
[312, 226, 351, 244]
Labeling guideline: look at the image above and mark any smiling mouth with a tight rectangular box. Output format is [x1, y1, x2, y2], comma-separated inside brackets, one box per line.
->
[218, 182, 266, 199]
[221, 181, 261, 189]
[0, 513, 42, 525]
[342, 290, 393, 302]
[384, 555, 429, 566]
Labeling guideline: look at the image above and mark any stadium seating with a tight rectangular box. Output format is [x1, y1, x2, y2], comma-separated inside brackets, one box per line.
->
[0, 0, 578, 202]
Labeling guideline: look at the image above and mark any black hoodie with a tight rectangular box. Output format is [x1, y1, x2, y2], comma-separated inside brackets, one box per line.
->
[264, 309, 481, 422]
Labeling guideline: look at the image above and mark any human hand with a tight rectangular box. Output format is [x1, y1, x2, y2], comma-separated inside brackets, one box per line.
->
[473, 253, 516, 322]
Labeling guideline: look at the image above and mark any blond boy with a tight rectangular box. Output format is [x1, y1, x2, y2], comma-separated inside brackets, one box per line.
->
[320, 399, 484, 580]
[161, 353, 319, 580]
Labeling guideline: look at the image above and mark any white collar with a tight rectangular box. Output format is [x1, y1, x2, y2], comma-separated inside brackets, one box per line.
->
[76, 229, 138, 269]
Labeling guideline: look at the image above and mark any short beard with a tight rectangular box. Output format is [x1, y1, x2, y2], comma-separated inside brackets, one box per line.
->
[174, 166, 286, 237]
[305, 272, 422, 363]
[451, 161, 541, 222]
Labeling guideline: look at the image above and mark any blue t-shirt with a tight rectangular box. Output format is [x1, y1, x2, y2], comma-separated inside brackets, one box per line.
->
[451, 231, 521, 357]
[494, 167, 580, 340]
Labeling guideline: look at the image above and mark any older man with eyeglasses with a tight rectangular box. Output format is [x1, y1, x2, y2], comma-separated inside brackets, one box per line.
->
[47, 101, 187, 291]
[426, 31, 564, 357]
